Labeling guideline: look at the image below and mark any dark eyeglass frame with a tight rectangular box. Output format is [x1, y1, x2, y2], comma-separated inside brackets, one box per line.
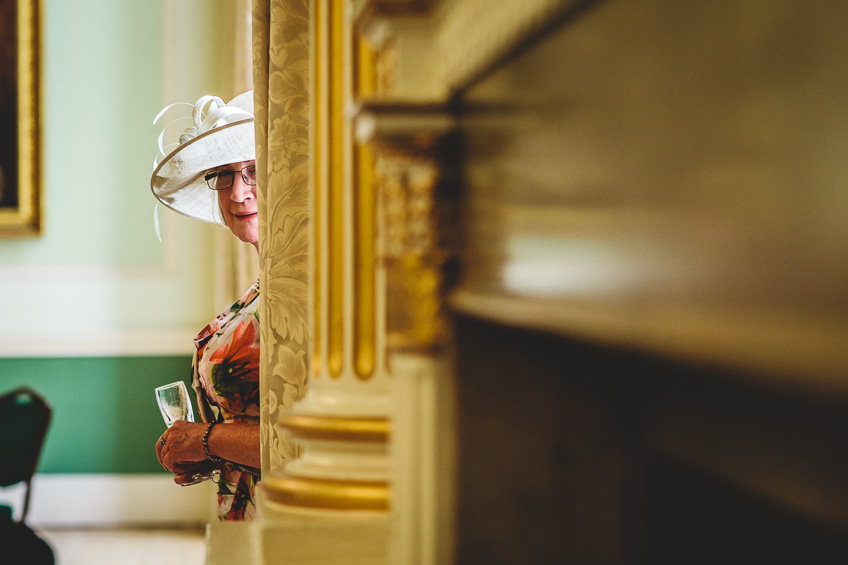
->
[204, 165, 257, 190]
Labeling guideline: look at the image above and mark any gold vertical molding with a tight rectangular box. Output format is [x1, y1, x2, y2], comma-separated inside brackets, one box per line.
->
[328, 0, 345, 378]
[312, 0, 325, 378]
[353, 36, 378, 380]
[353, 141, 377, 379]
[356, 36, 377, 98]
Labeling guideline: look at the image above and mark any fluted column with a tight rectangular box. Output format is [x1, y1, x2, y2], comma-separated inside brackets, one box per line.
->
[257, 3, 457, 564]
[260, 0, 392, 518]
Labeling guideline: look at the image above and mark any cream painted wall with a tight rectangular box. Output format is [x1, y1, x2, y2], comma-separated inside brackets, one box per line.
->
[0, 0, 241, 356]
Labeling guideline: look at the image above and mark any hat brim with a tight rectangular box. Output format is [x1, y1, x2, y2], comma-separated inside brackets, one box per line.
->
[151, 118, 256, 225]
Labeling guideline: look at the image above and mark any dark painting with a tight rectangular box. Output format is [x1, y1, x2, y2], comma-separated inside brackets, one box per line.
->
[0, 0, 19, 210]
[0, 0, 40, 236]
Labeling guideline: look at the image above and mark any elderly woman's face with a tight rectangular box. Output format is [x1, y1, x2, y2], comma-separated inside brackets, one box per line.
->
[212, 160, 259, 247]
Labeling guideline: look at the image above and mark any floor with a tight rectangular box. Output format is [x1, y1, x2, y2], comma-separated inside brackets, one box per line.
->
[37, 528, 206, 565]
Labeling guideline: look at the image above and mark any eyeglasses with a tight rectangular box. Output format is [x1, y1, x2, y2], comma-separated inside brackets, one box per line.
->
[204, 164, 257, 190]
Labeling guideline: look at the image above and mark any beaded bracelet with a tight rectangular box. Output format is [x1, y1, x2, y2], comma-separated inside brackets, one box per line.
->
[202, 422, 225, 464]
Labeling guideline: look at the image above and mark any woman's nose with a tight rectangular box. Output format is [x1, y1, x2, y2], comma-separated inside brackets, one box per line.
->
[230, 174, 253, 201]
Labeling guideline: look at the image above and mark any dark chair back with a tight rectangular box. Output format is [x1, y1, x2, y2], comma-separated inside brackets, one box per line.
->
[0, 387, 52, 523]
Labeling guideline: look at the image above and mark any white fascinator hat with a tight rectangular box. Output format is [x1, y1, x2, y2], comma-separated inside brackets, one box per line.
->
[151, 91, 255, 226]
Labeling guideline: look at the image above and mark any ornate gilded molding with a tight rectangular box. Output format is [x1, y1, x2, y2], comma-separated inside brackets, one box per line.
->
[263, 474, 390, 510]
[279, 413, 390, 443]
[355, 101, 456, 354]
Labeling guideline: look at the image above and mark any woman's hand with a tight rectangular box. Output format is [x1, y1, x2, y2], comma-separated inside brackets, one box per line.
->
[155, 420, 261, 483]
[155, 420, 208, 474]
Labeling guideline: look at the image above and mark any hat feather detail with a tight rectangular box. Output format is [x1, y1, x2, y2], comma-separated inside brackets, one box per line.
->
[149, 90, 255, 226]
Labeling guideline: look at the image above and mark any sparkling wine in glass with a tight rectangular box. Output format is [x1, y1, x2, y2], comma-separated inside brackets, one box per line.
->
[154, 381, 214, 486]
[154, 381, 195, 427]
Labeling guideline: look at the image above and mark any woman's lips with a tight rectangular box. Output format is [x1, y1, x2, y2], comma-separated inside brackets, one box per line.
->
[233, 212, 258, 220]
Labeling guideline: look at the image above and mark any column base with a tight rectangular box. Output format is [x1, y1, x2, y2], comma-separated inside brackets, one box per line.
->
[205, 487, 389, 565]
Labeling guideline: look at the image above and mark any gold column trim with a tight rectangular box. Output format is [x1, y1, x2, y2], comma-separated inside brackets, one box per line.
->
[328, 0, 345, 378]
[356, 36, 376, 98]
[279, 413, 390, 443]
[353, 36, 378, 380]
[353, 141, 377, 379]
[263, 474, 390, 510]
[312, 0, 325, 377]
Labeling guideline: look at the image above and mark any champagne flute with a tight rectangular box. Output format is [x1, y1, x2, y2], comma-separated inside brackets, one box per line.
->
[154, 381, 213, 486]
[154, 381, 195, 427]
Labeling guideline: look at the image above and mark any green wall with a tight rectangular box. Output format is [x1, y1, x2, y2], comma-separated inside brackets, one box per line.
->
[0, 1, 242, 478]
[0, 356, 197, 474]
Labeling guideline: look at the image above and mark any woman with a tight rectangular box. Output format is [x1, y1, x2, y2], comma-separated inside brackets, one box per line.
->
[150, 91, 261, 521]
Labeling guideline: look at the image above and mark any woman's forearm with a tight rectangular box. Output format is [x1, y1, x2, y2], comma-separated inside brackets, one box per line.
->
[206, 422, 260, 468]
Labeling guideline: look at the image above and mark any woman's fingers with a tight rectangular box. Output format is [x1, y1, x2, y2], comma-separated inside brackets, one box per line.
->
[173, 473, 202, 486]
[155, 420, 208, 473]
[172, 460, 217, 485]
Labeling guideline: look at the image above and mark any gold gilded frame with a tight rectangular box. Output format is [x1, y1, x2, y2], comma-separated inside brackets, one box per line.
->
[0, 0, 41, 236]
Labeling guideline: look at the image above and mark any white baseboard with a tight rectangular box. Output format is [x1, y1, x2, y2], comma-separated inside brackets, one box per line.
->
[0, 473, 216, 528]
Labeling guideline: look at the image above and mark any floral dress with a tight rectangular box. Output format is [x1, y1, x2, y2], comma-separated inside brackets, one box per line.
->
[192, 280, 260, 521]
